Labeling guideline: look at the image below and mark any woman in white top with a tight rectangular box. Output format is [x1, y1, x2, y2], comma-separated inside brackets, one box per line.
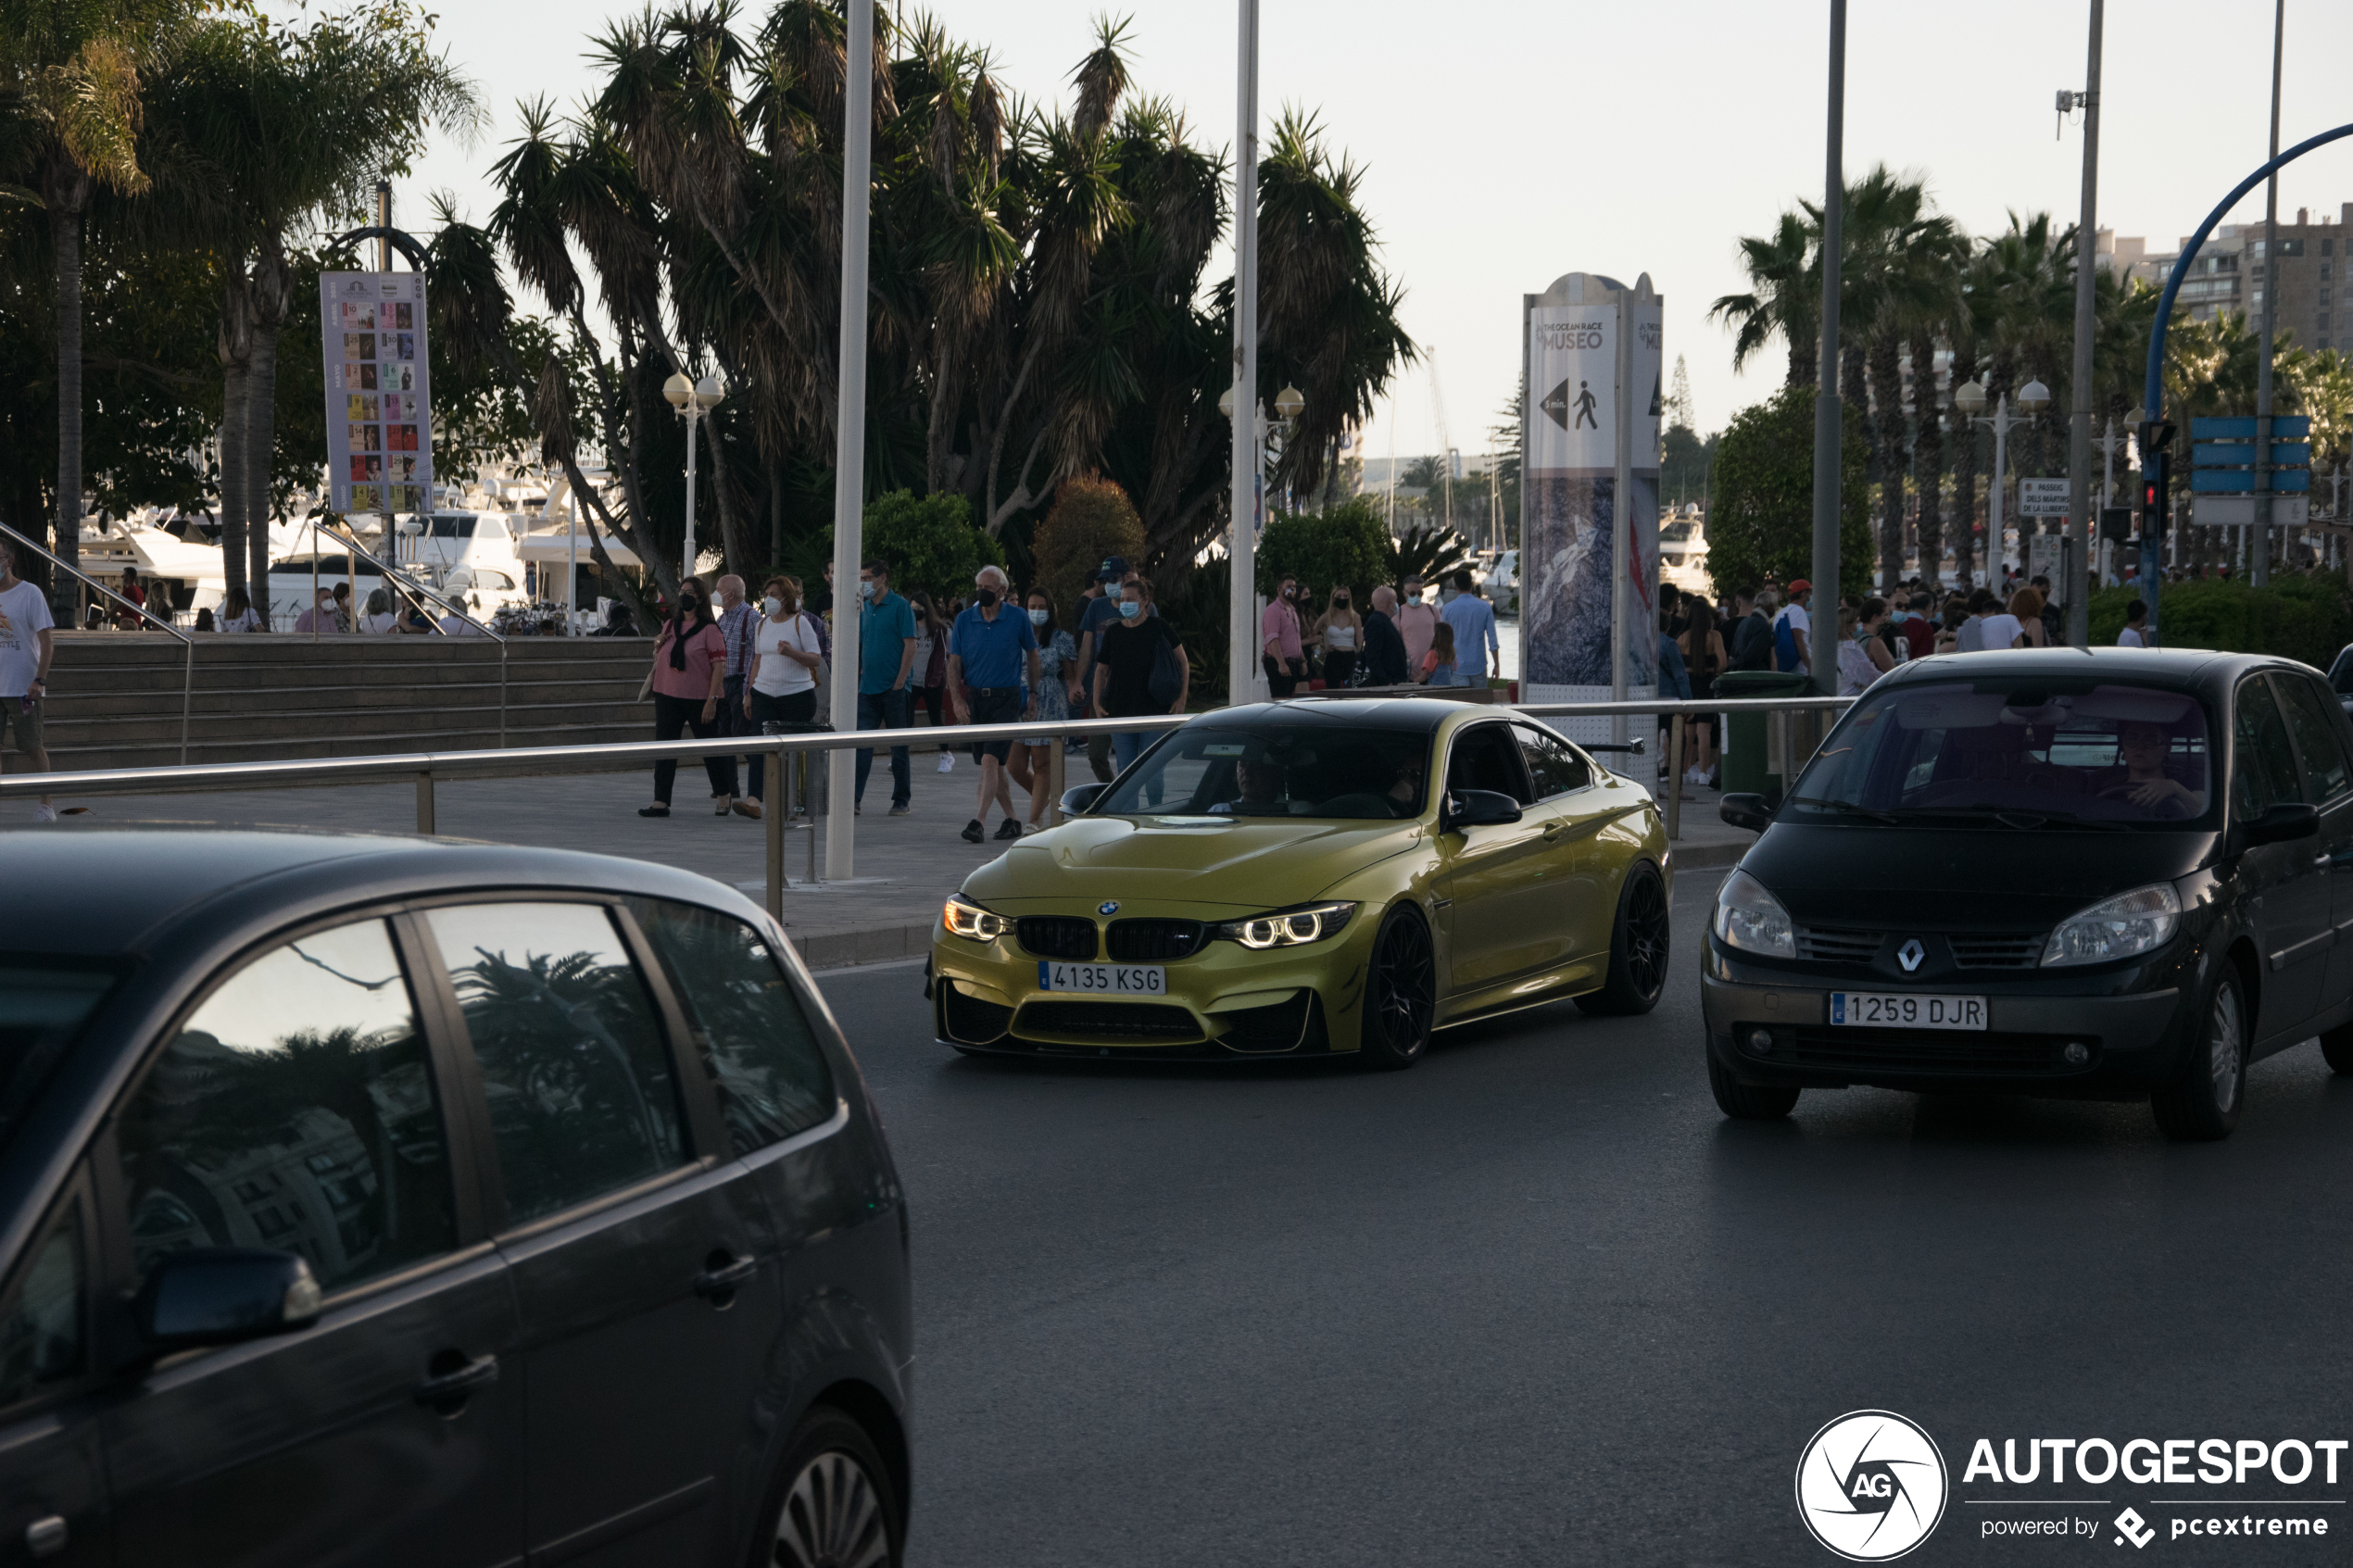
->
[1314, 587, 1364, 688]
[359, 588, 401, 634]
[215, 584, 263, 633]
[743, 574, 824, 817]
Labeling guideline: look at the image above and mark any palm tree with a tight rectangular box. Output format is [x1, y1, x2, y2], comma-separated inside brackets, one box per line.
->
[0, 0, 189, 592]
[1710, 211, 1818, 387]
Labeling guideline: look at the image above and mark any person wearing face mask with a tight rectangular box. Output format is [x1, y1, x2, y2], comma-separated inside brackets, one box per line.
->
[1313, 585, 1364, 689]
[742, 575, 824, 817]
[641, 574, 736, 817]
[1008, 591, 1081, 834]
[949, 564, 1042, 842]
[1393, 576, 1441, 675]
[853, 558, 919, 817]
[711, 574, 761, 817]
[1262, 574, 1306, 697]
[1092, 575, 1189, 799]
[1361, 584, 1411, 686]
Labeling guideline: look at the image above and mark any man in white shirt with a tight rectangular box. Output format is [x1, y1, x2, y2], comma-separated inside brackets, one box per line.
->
[2117, 599, 2148, 647]
[0, 539, 58, 821]
[1773, 581, 1813, 675]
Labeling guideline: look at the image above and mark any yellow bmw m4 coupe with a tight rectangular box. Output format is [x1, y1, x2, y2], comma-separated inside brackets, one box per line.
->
[928, 697, 1672, 1067]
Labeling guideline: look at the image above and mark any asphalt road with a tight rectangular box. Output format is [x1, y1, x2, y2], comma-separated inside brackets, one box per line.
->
[820, 868, 2353, 1567]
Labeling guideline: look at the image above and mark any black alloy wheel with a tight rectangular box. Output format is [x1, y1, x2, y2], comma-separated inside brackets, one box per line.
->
[1359, 906, 1436, 1069]
[2151, 967, 2247, 1143]
[1576, 860, 1670, 1016]
[765, 1407, 901, 1568]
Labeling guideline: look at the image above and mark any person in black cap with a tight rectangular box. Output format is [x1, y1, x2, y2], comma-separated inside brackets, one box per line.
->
[1076, 556, 1141, 781]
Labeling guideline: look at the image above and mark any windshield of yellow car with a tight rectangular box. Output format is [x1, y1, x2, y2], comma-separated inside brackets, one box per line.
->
[1096, 725, 1432, 820]
[1785, 679, 2218, 828]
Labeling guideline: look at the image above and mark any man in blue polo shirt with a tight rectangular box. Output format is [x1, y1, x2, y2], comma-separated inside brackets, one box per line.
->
[854, 558, 918, 815]
[949, 563, 1041, 843]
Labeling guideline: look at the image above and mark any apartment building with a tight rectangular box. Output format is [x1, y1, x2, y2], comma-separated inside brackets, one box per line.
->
[2100, 203, 2348, 352]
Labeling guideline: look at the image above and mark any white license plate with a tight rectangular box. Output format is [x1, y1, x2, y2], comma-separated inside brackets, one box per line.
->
[1831, 992, 1987, 1030]
[1038, 961, 1166, 996]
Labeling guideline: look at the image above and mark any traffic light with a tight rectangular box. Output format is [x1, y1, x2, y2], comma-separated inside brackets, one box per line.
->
[2099, 508, 2134, 543]
[2137, 420, 2175, 544]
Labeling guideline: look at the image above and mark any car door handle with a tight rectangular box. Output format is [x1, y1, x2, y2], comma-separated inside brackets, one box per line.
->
[1541, 820, 1565, 839]
[694, 1254, 760, 1299]
[25, 1516, 67, 1560]
[413, 1352, 499, 1408]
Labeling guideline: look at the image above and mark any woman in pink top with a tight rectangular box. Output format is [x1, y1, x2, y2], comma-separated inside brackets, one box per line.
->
[641, 575, 738, 817]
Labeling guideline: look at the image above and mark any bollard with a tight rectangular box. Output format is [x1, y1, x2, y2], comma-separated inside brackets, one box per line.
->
[765, 745, 785, 919]
[416, 770, 435, 834]
[1666, 712, 1685, 841]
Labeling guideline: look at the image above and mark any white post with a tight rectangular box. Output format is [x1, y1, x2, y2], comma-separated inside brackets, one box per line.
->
[1990, 394, 2008, 576]
[1609, 284, 1630, 745]
[682, 405, 698, 583]
[1227, 0, 1263, 710]
[826, 0, 874, 882]
[565, 483, 577, 633]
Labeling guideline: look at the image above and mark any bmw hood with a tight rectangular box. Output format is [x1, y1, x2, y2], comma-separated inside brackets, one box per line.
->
[1740, 823, 2218, 930]
[958, 813, 1421, 910]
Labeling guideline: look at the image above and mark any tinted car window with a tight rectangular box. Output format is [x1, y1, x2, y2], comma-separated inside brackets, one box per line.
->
[630, 900, 834, 1155]
[0, 1210, 82, 1408]
[116, 919, 456, 1293]
[0, 964, 117, 1163]
[2233, 678, 2304, 817]
[2272, 674, 2352, 804]
[1097, 723, 1430, 819]
[426, 903, 686, 1224]
[1447, 723, 1533, 804]
[1514, 724, 1592, 798]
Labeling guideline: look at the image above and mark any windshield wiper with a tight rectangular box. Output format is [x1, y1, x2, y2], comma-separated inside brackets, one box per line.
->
[1883, 804, 2128, 831]
[1784, 795, 1901, 825]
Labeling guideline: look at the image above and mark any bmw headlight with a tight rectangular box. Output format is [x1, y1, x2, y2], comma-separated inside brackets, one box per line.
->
[1713, 868, 1795, 958]
[942, 894, 1009, 942]
[2040, 883, 2181, 967]
[1211, 901, 1359, 949]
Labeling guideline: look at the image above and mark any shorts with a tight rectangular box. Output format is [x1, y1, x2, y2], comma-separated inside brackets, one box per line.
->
[0, 696, 41, 755]
[967, 686, 1021, 761]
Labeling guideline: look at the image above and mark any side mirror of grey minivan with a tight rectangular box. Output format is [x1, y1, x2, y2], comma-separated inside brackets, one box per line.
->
[133, 1248, 321, 1352]
[1719, 793, 1775, 834]
[2242, 801, 2320, 848]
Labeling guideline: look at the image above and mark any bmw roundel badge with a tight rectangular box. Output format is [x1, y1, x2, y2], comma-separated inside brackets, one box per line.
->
[1099, 901, 1120, 916]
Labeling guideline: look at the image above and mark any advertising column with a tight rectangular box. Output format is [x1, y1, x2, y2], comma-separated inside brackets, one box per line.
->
[1521, 272, 1660, 745]
[321, 271, 434, 521]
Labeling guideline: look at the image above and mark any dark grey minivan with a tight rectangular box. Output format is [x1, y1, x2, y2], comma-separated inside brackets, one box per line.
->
[0, 830, 909, 1568]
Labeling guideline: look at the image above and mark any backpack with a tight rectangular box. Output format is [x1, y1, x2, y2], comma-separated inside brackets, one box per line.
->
[1148, 627, 1184, 705]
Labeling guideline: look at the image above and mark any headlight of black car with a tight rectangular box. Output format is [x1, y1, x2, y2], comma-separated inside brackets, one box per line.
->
[941, 894, 1009, 942]
[2041, 883, 2181, 967]
[1713, 868, 1795, 958]
[1211, 901, 1359, 949]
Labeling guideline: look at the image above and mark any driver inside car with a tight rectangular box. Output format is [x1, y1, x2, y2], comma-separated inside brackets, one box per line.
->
[2111, 720, 2204, 815]
[1215, 756, 1293, 815]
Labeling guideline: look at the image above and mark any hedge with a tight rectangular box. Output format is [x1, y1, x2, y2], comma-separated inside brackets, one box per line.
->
[2087, 572, 2353, 670]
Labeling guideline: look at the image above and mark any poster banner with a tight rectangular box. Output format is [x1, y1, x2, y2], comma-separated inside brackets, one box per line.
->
[321, 271, 433, 518]
[1623, 297, 1663, 699]
[1523, 302, 1617, 718]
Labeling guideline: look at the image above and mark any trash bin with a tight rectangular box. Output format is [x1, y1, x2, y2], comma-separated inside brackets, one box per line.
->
[1716, 669, 1813, 802]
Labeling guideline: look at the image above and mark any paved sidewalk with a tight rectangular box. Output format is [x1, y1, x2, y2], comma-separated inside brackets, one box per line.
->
[38, 737, 1755, 970]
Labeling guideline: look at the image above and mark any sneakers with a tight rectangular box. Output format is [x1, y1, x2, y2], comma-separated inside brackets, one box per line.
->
[32, 803, 57, 822]
[993, 818, 1023, 840]
[961, 818, 985, 843]
[888, 803, 912, 817]
[733, 798, 762, 820]
[937, 754, 955, 772]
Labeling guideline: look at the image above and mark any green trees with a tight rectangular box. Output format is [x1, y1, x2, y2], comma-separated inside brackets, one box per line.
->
[1704, 386, 1869, 602]
[1255, 497, 1390, 600]
[1026, 475, 1145, 624]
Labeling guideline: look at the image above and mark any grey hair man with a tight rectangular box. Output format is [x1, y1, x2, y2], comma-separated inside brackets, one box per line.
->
[948, 562, 1041, 842]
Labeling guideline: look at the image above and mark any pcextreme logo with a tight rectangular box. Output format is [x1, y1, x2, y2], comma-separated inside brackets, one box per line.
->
[1796, 1410, 1951, 1562]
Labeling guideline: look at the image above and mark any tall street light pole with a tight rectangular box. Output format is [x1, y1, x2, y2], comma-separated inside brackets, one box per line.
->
[1809, 0, 1846, 698]
[1227, 0, 1264, 709]
[2064, 0, 2104, 646]
[2251, 0, 2285, 587]
[826, 0, 873, 882]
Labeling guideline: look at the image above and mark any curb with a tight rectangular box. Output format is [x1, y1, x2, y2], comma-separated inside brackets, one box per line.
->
[789, 840, 1755, 972]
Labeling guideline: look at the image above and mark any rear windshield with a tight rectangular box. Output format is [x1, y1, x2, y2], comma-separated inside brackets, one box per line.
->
[1097, 724, 1431, 820]
[1785, 680, 2217, 830]
[0, 961, 120, 1158]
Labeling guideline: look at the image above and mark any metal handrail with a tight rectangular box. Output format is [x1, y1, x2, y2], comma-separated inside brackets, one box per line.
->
[0, 519, 196, 765]
[288, 516, 510, 747]
[0, 694, 1857, 919]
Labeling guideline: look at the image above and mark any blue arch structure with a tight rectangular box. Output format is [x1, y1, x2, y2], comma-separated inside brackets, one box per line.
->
[2140, 122, 2353, 633]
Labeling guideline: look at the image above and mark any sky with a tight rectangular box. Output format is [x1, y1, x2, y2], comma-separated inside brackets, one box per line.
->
[364, 0, 2353, 464]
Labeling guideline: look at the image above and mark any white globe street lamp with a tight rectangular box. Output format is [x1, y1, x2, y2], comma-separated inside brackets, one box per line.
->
[666, 370, 727, 583]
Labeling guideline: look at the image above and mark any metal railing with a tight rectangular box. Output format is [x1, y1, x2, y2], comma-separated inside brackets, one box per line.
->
[0, 695, 1855, 918]
[0, 519, 195, 765]
[288, 517, 510, 747]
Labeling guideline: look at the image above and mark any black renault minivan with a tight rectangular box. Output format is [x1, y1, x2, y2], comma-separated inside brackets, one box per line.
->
[1704, 648, 2353, 1140]
[0, 829, 910, 1567]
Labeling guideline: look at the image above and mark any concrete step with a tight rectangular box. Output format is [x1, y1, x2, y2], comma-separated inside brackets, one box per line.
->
[47, 721, 657, 774]
[41, 697, 655, 745]
[54, 676, 644, 719]
[52, 656, 651, 695]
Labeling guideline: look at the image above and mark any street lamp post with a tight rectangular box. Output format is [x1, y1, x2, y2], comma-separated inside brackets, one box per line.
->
[1954, 380, 2046, 583]
[2093, 413, 2133, 585]
[661, 370, 727, 584]
[1227, 0, 1264, 709]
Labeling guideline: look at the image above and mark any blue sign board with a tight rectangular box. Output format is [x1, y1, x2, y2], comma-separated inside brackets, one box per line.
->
[2193, 441, 2311, 469]
[2191, 467, 2309, 494]
[2191, 415, 2311, 441]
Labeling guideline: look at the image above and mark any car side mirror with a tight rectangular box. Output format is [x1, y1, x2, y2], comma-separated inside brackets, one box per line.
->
[1719, 792, 1775, 834]
[1061, 783, 1106, 815]
[133, 1248, 321, 1353]
[2242, 801, 2320, 848]
[1441, 788, 1523, 830]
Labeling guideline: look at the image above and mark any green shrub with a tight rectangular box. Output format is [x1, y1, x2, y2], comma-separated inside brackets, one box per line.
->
[2087, 572, 2353, 670]
[1028, 475, 1148, 626]
[1705, 385, 1871, 602]
[1256, 498, 1391, 603]
[797, 490, 1006, 608]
